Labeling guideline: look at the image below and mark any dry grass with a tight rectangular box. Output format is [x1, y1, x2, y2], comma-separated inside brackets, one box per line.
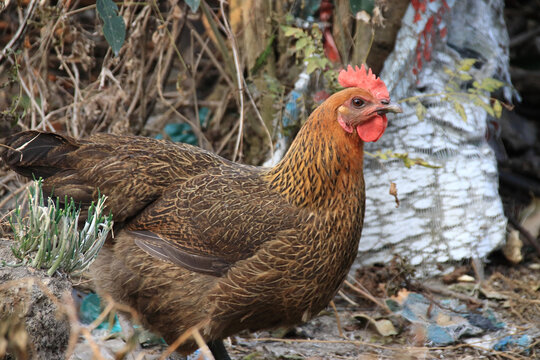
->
[0, 1, 305, 211]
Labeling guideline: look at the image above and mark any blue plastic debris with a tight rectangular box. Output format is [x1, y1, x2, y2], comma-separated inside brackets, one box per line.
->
[493, 334, 532, 353]
[156, 123, 197, 145]
[156, 107, 211, 145]
[465, 312, 504, 331]
[426, 324, 455, 345]
[387, 292, 502, 346]
[282, 91, 303, 128]
[187, 349, 201, 360]
[79, 293, 122, 333]
[198, 107, 211, 128]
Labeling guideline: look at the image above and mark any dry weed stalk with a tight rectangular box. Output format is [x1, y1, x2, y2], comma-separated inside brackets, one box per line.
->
[485, 272, 540, 324]
[0, 0, 290, 184]
[218, 0, 245, 161]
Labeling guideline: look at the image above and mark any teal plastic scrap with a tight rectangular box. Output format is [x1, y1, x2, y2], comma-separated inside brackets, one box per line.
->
[387, 292, 503, 346]
[155, 107, 211, 145]
[79, 293, 122, 333]
[493, 335, 532, 353]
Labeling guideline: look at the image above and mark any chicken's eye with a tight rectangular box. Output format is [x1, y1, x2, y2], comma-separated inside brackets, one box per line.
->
[351, 97, 365, 108]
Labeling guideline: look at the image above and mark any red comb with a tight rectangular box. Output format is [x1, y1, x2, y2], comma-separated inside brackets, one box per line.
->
[338, 64, 389, 99]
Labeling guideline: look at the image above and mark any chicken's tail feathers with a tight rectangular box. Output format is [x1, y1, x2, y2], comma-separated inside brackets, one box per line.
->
[1, 130, 79, 179]
[1, 130, 96, 213]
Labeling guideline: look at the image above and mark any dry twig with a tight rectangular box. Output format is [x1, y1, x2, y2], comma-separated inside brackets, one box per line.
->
[0, 0, 38, 65]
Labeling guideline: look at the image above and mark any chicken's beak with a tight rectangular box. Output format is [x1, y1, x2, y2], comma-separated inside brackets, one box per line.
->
[376, 103, 402, 115]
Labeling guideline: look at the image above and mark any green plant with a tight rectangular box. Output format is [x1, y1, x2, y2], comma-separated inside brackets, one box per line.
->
[367, 58, 510, 170]
[282, 24, 339, 90]
[366, 150, 441, 169]
[403, 58, 509, 121]
[8, 179, 113, 276]
[97, 0, 126, 56]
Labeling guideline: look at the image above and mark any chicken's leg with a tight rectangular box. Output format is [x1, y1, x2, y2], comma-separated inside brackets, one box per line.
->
[207, 339, 231, 360]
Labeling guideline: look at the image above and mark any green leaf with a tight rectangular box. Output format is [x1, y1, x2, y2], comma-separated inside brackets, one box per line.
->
[476, 99, 495, 116]
[304, 44, 317, 58]
[453, 101, 467, 122]
[479, 78, 504, 92]
[471, 94, 484, 106]
[415, 102, 426, 121]
[305, 58, 319, 74]
[403, 157, 414, 168]
[250, 35, 275, 75]
[470, 95, 495, 116]
[459, 73, 472, 81]
[458, 58, 476, 72]
[264, 74, 284, 97]
[444, 85, 455, 93]
[282, 26, 304, 38]
[318, 56, 330, 69]
[312, 26, 323, 40]
[443, 67, 454, 76]
[295, 37, 309, 51]
[350, 0, 375, 15]
[185, 0, 200, 13]
[97, 0, 126, 56]
[493, 99, 502, 118]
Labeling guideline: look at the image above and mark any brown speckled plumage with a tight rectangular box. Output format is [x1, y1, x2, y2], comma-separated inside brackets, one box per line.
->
[1, 87, 401, 355]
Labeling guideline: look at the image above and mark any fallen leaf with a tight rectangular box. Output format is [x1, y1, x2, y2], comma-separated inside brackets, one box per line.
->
[442, 266, 470, 284]
[521, 197, 540, 239]
[502, 229, 523, 264]
[355, 10, 371, 22]
[435, 313, 453, 326]
[373, 319, 398, 336]
[409, 323, 427, 346]
[457, 275, 475, 283]
[389, 182, 399, 208]
[448, 282, 476, 292]
[479, 287, 509, 300]
[392, 288, 410, 304]
[354, 313, 398, 337]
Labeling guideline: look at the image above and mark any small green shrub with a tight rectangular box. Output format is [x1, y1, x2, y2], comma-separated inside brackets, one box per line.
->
[8, 179, 112, 276]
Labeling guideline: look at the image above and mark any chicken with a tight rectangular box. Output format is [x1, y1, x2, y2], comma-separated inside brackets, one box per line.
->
[1, 65, 401, 359]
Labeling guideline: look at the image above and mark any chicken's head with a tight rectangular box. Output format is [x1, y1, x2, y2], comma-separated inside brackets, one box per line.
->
[335, 65, 402, 142]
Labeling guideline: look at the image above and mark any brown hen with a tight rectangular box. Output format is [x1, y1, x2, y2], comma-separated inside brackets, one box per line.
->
[1, 65, 401, 359]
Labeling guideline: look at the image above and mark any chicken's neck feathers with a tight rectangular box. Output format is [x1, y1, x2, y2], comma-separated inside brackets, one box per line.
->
[266, 105, 365, 210]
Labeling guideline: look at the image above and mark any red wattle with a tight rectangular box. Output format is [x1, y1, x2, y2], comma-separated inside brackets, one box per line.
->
[356, 116, 388, 142]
